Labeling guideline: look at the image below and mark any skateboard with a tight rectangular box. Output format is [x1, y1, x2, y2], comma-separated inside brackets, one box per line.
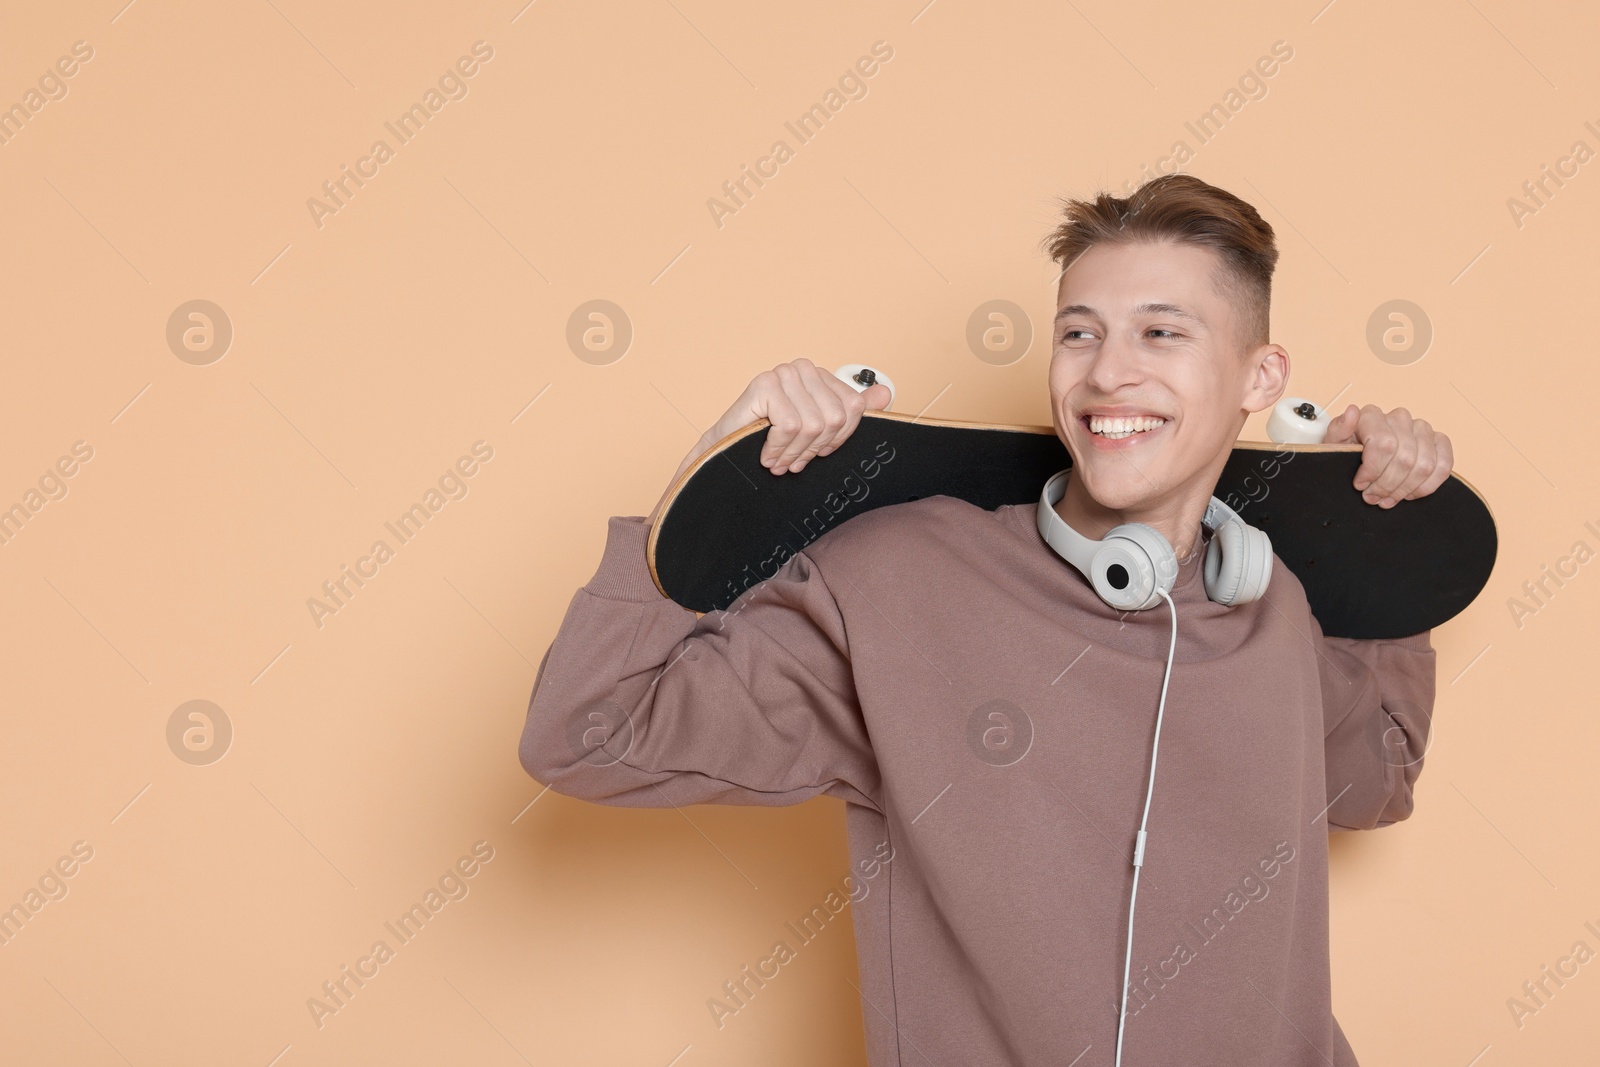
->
[646, 409, 1497, 640]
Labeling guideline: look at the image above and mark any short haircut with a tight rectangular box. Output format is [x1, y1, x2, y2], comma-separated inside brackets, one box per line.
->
[1040, 174, 1279, 349]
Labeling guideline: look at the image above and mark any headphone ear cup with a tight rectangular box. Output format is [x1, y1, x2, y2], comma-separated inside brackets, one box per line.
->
[1094, 524, 1179, 611]
[1203, 520, 1243, 605]
[1236, 525, 1274, 602]
[1203, 520, 1273, 605]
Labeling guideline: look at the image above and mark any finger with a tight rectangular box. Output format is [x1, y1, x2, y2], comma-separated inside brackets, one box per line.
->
[1362, 430, 1418, 503]
[1350, 415, 1401, 492]
[1351, 405, 1406, 492]
[758, 369, 805, 471]
[767, 361, 831, 473]
[790, 360, 855, 468]
[1324, 403, 1360, 444]
[1412, 434, 1454, 497]
[1379, 425, 1437, 506]
[818, 367, 889, 450]
[783, 359, 848, 471]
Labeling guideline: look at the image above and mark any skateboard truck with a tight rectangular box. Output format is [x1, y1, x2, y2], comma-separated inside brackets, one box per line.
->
[1267, 395, 1333, 445]
[833, 363, 897, 409]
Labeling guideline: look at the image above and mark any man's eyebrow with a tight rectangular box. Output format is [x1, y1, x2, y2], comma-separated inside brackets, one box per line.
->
[1134, 302, 1203, 323]
[1054, 302, 1204, 323]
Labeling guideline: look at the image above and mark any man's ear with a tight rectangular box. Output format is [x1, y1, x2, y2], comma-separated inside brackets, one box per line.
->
[1240, 342, 1289, 415]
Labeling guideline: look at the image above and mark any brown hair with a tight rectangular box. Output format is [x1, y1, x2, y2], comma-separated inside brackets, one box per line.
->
[1040, 174, 1279, 349]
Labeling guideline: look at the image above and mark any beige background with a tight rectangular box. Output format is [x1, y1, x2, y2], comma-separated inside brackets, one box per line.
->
[1, 0, 1595, 1063]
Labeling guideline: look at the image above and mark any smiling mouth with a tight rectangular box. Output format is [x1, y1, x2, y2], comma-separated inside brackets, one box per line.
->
[1082, 414, 1169, 440]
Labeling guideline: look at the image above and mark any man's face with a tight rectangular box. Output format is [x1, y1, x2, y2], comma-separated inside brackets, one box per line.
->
[1049, 239, 1273, 513]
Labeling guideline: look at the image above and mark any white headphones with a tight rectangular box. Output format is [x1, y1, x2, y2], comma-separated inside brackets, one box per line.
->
[1035, 469, 1273, 610]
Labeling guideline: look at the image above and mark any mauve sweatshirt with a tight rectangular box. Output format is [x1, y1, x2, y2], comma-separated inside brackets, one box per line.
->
[519, 492, 1436, 1066]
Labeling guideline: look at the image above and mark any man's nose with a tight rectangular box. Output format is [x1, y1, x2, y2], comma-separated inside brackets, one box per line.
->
[1085, 334, 1144, 394]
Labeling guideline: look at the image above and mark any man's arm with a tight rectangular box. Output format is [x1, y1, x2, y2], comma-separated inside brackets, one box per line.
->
[1315, 626, 1436, 830]
[1315, 402, 1449, 829]
[520, 513, 883, 811]
[520, 358, 893, 811]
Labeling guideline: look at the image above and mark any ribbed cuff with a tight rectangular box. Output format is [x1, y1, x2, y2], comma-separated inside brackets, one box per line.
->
[584, 516, 670, 603]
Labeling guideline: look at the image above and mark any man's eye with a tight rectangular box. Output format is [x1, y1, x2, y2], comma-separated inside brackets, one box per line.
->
[1148, 329, 1179, 339]
[1060, 329, 1093, 340]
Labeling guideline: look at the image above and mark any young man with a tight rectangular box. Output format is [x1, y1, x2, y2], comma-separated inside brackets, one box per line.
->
[520, 174, 1448, 1065]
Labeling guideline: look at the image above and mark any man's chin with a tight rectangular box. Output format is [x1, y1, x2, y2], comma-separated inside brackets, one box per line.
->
[1069, 467, 1166, 514]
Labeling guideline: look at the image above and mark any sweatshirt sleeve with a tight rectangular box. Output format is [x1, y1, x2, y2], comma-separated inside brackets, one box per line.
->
[518, 515, 883, 813]
[1315, 621, 1437, 832]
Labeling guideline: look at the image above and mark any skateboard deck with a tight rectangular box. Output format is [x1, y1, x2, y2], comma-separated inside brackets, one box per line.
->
[647, 410, 1497, 640]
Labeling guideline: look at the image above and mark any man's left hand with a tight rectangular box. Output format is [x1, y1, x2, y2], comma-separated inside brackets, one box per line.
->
[1324, 404, 1454, 508]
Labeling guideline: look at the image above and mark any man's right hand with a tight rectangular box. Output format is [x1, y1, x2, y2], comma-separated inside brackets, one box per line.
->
[648, 358, 893, 522]
[719, 358, 893, 475]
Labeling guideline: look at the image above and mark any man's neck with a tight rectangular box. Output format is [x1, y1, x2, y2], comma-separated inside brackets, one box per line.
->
[1052, 470, 1210, 563]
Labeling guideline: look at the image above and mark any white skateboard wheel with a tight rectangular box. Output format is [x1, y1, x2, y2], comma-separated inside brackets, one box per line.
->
[833, 364, 895, 409]
[1268, 396, 1331, 444]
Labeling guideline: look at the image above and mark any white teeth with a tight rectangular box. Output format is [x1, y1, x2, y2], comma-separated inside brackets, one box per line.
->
[1087, 414, 1166, 439]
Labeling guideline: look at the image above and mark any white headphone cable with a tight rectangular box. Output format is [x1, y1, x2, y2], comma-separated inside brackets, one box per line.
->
[1113, 587, 1178, 1067]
